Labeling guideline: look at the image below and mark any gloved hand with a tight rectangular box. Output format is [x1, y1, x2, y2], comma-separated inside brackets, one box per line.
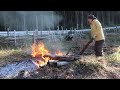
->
[90, 38, 94, 43]
[93, 35, 96, 39]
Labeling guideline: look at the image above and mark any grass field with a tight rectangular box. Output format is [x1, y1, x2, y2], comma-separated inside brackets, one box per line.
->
[0, 36, 120, 79]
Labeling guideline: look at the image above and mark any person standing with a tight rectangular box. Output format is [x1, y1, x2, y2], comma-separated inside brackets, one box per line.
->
[87, 14, 105, 59]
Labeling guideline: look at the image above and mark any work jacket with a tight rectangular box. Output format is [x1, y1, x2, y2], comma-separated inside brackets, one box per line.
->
[90, 19, 105, 41]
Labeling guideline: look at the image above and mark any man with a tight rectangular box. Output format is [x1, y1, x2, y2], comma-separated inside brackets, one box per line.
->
[87, 14, 105, 58]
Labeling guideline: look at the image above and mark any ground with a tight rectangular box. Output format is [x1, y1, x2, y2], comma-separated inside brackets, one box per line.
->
[20, 54, 120, 79]
[0, 38, 120, 79]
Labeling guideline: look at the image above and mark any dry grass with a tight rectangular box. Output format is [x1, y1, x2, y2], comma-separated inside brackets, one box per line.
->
[0, 39, 120, 79]
[23, 52, 120, 79]
[0, 47, 31, 67]
[106, 46, 120, 62]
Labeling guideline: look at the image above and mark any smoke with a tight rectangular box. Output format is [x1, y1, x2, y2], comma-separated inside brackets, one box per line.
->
[0, 11, 62, 30]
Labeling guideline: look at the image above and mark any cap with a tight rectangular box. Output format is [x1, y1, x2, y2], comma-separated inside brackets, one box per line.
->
[87, 14, 96, 19]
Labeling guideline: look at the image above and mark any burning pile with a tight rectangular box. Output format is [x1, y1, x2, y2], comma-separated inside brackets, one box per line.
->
[31, 42, 64, 67]
[0, 42, 80, 79]
[31, 42, 50, 67]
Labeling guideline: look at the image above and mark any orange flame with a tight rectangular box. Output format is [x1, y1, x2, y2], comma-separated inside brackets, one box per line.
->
[31, 42, 50, 67]
[31, 42, 64, 67]
[55, 50, 63, 56]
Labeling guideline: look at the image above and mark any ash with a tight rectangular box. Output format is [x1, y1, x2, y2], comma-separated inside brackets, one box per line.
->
[0, 59, 37, 79]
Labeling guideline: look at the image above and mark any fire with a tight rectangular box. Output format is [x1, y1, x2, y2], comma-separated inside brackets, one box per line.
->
[31, 42, 50, 67]
[55, 50, 63, 56]
[31, 42, 64, 67]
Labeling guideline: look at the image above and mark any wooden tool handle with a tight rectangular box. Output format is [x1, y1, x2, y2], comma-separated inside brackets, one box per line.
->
[79, 38, 94, 55]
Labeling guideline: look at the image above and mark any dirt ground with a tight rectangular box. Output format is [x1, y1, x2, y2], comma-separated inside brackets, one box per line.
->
[14, 54, 120, 79]
[0, 39, 120, 79]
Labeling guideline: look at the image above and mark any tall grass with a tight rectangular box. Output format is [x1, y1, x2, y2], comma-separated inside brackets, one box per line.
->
[106, 46, 120, 63]
[0, 47, 31, 66]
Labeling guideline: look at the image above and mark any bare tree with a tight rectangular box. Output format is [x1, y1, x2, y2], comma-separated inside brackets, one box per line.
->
[75, 11, 79, 29]
[96, 11, 99, 19]
[81, 11, 84, 29]
[107, 11, 110, 26]
[102, 11, 104, 26]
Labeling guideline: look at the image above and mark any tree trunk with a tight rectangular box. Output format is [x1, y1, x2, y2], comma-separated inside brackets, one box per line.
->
[63, 11, 66, 29]
[81, 11, 84, 29]
[107, 11, 111, 26]
[23, 14, 26, 31]
[75, 11, 79, 29]
[102, 11, 104, 26]
[36, 15, 38, 30]
[96, 11, 99, 19]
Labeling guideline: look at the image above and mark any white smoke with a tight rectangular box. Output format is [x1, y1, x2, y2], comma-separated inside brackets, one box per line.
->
[0, 11, 62, 30]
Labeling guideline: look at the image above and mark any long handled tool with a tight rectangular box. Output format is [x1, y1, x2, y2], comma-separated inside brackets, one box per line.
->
[44, 38, 94, 62]
[66, 38, 94, 55]
[31, 38, 94, 67]
[79, 38, 94, 55]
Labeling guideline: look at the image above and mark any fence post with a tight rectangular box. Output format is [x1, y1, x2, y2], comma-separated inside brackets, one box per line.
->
[66, 28, 67, 34]
[35, 29, 38, 37]
[53, 32, 55, 41]
[77, 24, 79, 30]
[33, 31, 36, 44]
[49, 27, 51, 35]
[71, 27, 73, 30]
[48, 27, 51, 42]
[26, 29, 28, 36]
[14, 30, 16, 46]
[7, 28, 10, 37]
[61, 26, 63, 35]
[57, 26, 59, 31]
[57, 26, 61, 40]
[74, 28, 77, 37]
[61, 26, 63, 30]
[59, 30, 62, 40]
[51, 32, 54, 40]
[116, 26, 118, 32]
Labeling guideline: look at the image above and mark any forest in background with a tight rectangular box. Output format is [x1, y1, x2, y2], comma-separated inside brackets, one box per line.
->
[0, 11, 120, 31]
[57, 11, 120, 29]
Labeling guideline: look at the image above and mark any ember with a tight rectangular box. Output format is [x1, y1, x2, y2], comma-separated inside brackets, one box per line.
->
[55, 50, 63, 56]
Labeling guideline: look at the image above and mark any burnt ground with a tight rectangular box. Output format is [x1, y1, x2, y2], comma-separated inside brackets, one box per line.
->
[7, 45, 117, 79]
[17, 64, 120, 79]
[14, 54, 120, 79]
[14, 46, 120, 79]
[0, 39, 119, 79]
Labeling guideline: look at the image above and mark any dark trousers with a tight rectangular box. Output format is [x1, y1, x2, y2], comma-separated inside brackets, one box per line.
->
[94, 40, 104, 57]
